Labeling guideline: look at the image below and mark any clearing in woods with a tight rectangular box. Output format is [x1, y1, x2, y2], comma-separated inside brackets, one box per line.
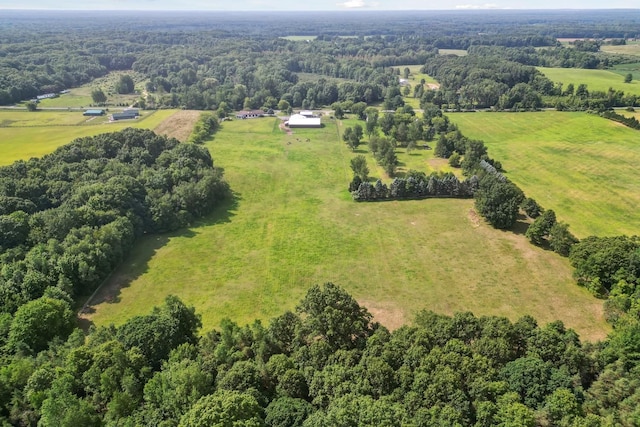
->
[82, 116, 609, 341]
[153, 110, 202, 142]
[452, 111, 640, 238]
[537, 66, 640, 95]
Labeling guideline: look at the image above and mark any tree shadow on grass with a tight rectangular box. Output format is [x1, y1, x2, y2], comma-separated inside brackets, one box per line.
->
[508, 213, 531, 236]
[78, 193, 241, 330]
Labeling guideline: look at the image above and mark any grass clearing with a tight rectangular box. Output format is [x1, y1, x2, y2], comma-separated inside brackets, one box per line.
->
[601, 41, 640, 56]
[439, 48, 467, 56]
[537, 66, 640, 95]
[279, 35, 317, 41]
[153, 110, 202, 142]
[0, 109, 179, 165]
[36, 71, 145, 108]
[83, 116, 609, 341]
[451, 111, 640, 238]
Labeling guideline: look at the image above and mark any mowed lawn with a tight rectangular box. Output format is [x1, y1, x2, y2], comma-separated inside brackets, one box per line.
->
[0, 110, 179, 165]
[452, 111, 640, 238]
[85, 117, 609, 341]
[537, 67, 640, 95]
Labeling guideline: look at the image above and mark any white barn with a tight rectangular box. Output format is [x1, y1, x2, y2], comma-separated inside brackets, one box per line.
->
[286, 114, 322, 128]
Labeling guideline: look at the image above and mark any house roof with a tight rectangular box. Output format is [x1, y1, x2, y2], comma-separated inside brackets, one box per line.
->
[288, 114, 321, 127]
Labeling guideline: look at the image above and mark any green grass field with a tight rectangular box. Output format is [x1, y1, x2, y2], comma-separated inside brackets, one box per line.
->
[84, 116, 609, 341]
[537, 66, 640, 95]
[35, 71, 146, 108]
[601, 41, 640, 56]
[451, 111, 640, 238]
[0, 109, 179, 165]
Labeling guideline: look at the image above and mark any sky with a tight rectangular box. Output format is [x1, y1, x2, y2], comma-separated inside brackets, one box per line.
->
[0, 0, 637, 10]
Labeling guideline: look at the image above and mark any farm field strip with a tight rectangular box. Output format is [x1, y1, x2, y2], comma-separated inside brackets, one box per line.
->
[537, 66, 640, 95]
[0, 109, 179, 165]
[84, 116, 609, 341]
[452, 111, 640, 238]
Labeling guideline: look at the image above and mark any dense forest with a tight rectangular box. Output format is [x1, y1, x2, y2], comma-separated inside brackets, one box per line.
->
[2, 283, 640, 426]
[2, 10, 640, 110]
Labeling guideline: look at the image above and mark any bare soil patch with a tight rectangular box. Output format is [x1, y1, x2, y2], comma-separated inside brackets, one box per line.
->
[279, 121, 293, 135]
[359, 299, 406, 331]
[153, 110, 201, 142]
[427, 83, 440, 90]
[427, 157, 449, 169]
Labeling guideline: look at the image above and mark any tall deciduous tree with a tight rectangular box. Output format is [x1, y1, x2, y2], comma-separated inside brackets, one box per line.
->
[91, 88, 107, 104]
[474, 174, 524, 229]
[350, 155, 369, 181]
[297, 283, 374, 351]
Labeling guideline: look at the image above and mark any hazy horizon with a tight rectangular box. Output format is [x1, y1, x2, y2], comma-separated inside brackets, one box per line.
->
[0, 0, 638, 11]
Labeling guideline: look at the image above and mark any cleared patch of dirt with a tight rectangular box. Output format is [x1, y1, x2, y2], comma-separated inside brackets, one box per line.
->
[279, 121, 293, 135]
[154, 110, 202, 142]
[427, 83, 440, 90]
[359, 299, 406, 331]
[427, 157, 449, 170]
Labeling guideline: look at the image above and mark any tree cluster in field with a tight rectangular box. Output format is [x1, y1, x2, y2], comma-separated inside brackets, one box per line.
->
[0, 128, 229, 329]
[569, 236, 640, 322]
[598, 110, 640, 130]
[351, 171, 478, 202]
[188, 112, 221, 144]
[2, 282, 640, 426]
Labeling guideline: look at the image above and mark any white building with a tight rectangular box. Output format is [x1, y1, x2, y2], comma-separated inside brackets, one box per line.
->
[286, 114, 322, 128]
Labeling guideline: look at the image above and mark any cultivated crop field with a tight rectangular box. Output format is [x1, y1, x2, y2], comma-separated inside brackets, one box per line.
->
[452, 111, 640, 238]
[0, 109, 180, 165]
[537, 66, 640, 95]
[83, 116, 609, 341]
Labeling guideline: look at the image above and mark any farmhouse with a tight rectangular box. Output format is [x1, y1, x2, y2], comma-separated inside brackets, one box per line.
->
[236, 110, 264, 119]
[286, 113, 322, 128]
[83, 109, 105, 116]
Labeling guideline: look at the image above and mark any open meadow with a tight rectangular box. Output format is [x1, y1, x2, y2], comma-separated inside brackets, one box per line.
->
[537, 66, 640, 95]
[451, 111, 640, 238]
[83, 116, 609, 341]
[0, 109, 184, 165]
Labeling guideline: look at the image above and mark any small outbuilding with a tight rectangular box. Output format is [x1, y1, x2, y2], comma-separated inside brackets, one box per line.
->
[111, 110, 139, 121]
[83, 109, 105, 116]
[286, 114, 322, 128]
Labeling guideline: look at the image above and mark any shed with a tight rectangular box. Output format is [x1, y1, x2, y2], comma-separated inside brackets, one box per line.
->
[299, 110, 315, 117]
[287, 114, 322, 128]
[111, 111, 139, 121]
[83, 109, 105, 116]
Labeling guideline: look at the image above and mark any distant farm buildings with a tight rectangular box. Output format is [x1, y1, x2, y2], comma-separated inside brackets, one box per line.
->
[36, 93, 57, 101]
[236, 110, 264, 119]
[83, 109, 105, 116]
[286, 113, 322, 128]
[110, 109, 140, 121]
